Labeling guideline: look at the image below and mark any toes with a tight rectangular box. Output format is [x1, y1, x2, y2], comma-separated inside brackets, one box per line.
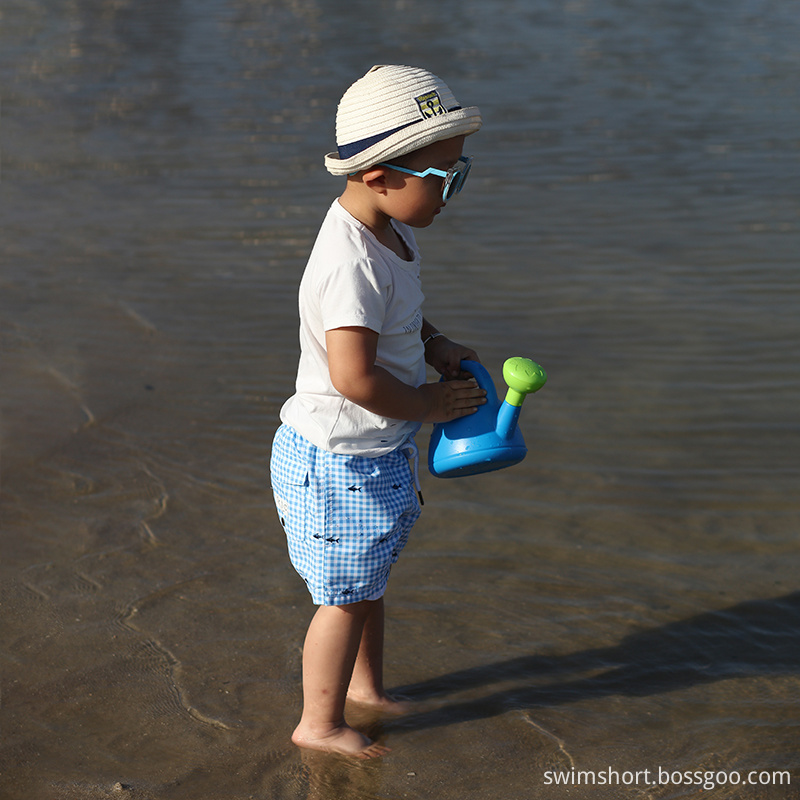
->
[362, 743, 391, 758]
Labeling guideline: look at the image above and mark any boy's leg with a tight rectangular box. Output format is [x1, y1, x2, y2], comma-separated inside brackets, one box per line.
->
[293, 599, 390, 758]
[347, 598, 410, 712]
[347, 597, 386, 704]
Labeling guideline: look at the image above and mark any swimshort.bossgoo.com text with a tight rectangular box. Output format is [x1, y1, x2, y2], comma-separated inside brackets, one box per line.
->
[543, 767, 791, 792]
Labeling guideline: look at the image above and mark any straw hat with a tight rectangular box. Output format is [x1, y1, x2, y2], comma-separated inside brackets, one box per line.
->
[324, 65, 482, 176]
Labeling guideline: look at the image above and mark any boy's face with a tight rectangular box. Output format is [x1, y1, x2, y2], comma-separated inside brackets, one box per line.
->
[381, 135, 466, 228]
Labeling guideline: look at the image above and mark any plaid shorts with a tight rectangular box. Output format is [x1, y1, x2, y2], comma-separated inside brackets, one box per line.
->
[270, 424, 422, 606]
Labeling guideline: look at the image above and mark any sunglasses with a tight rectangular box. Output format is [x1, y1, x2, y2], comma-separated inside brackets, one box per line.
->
[377, 155, 473, 202]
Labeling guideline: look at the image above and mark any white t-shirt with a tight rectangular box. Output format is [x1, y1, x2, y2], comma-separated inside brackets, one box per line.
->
[280, 200, 426, 456]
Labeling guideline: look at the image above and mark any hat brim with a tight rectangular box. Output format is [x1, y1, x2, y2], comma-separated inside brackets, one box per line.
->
[324, 106, 482, 176]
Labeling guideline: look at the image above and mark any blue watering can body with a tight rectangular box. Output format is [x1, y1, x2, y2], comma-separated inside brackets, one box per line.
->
[428, 358, 546, 478]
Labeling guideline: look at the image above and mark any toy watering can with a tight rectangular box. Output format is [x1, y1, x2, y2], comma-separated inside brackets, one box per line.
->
[428, 357, 547, 478]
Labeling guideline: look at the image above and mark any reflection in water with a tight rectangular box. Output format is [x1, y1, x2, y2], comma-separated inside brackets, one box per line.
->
[294, 747, 384, 800]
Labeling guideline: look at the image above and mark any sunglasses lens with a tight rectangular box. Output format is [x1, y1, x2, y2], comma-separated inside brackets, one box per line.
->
[443, 159, 471, 202]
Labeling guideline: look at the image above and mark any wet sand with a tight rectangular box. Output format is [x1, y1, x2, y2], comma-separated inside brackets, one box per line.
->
[3, 0, 800, 798]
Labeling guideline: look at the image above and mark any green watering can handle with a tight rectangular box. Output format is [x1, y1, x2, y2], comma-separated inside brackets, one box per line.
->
[503, 357, 547, 407]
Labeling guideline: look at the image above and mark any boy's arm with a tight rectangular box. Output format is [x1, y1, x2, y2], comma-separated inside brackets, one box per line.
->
[326, 326, 486, 424]
[420, 317, 480, 379]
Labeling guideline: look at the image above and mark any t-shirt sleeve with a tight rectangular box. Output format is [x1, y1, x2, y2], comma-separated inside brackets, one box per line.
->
[316, 258, 390, 334]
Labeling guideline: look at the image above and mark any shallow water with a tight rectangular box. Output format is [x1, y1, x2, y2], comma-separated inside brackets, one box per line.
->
[2, 0, 799, 798]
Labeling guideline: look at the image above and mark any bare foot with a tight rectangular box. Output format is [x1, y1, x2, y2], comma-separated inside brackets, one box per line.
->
[291, 722, 390, 759]
[346, 691, 413, 715]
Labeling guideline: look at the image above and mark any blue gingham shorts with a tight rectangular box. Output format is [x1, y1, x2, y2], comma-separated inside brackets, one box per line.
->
[270, 424, 422, 606]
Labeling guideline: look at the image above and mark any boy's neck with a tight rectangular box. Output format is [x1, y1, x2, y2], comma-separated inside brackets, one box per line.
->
[338, 183, 390, 232]
[338, 186, 410, 261]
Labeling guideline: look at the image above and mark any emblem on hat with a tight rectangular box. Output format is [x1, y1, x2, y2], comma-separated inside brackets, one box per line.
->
[414, 90, 445, 119]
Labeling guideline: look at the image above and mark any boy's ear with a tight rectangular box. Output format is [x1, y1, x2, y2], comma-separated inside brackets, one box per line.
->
[361, 166, 391, 195]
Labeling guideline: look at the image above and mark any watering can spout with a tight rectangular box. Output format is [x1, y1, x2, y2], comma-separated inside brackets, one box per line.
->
[428, 356, 547, 478]
[495, 357, 548, 439]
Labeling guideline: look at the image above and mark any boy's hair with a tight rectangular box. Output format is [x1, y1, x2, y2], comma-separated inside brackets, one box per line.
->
[325, 65, 481, 176]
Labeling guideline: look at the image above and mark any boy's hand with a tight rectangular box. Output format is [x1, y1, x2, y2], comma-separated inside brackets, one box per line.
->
[419, 378, 487, 423]
[424, 335, 480, 379]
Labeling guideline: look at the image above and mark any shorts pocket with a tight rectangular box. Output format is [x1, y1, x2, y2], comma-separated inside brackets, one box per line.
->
[271, 473, 308, 533]
[270, 425, 313, 532]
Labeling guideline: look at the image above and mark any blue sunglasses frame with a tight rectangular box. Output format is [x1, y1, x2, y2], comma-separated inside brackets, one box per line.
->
[377, 155, 473, 202]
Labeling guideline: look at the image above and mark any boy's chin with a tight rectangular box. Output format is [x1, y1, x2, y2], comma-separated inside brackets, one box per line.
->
[417, 210, 441, 227]
[395, 208, 441, 228]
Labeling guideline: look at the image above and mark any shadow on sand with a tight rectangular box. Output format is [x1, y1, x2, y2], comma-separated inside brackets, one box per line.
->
[388, 591, 800, 731]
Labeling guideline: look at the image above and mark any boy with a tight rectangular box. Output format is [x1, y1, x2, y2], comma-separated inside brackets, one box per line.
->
[270, 65, 485, 758]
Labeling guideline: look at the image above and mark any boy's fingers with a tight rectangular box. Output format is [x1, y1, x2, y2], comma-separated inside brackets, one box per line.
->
[447, 381, 487, 410]
[449, 378, 483, 391]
